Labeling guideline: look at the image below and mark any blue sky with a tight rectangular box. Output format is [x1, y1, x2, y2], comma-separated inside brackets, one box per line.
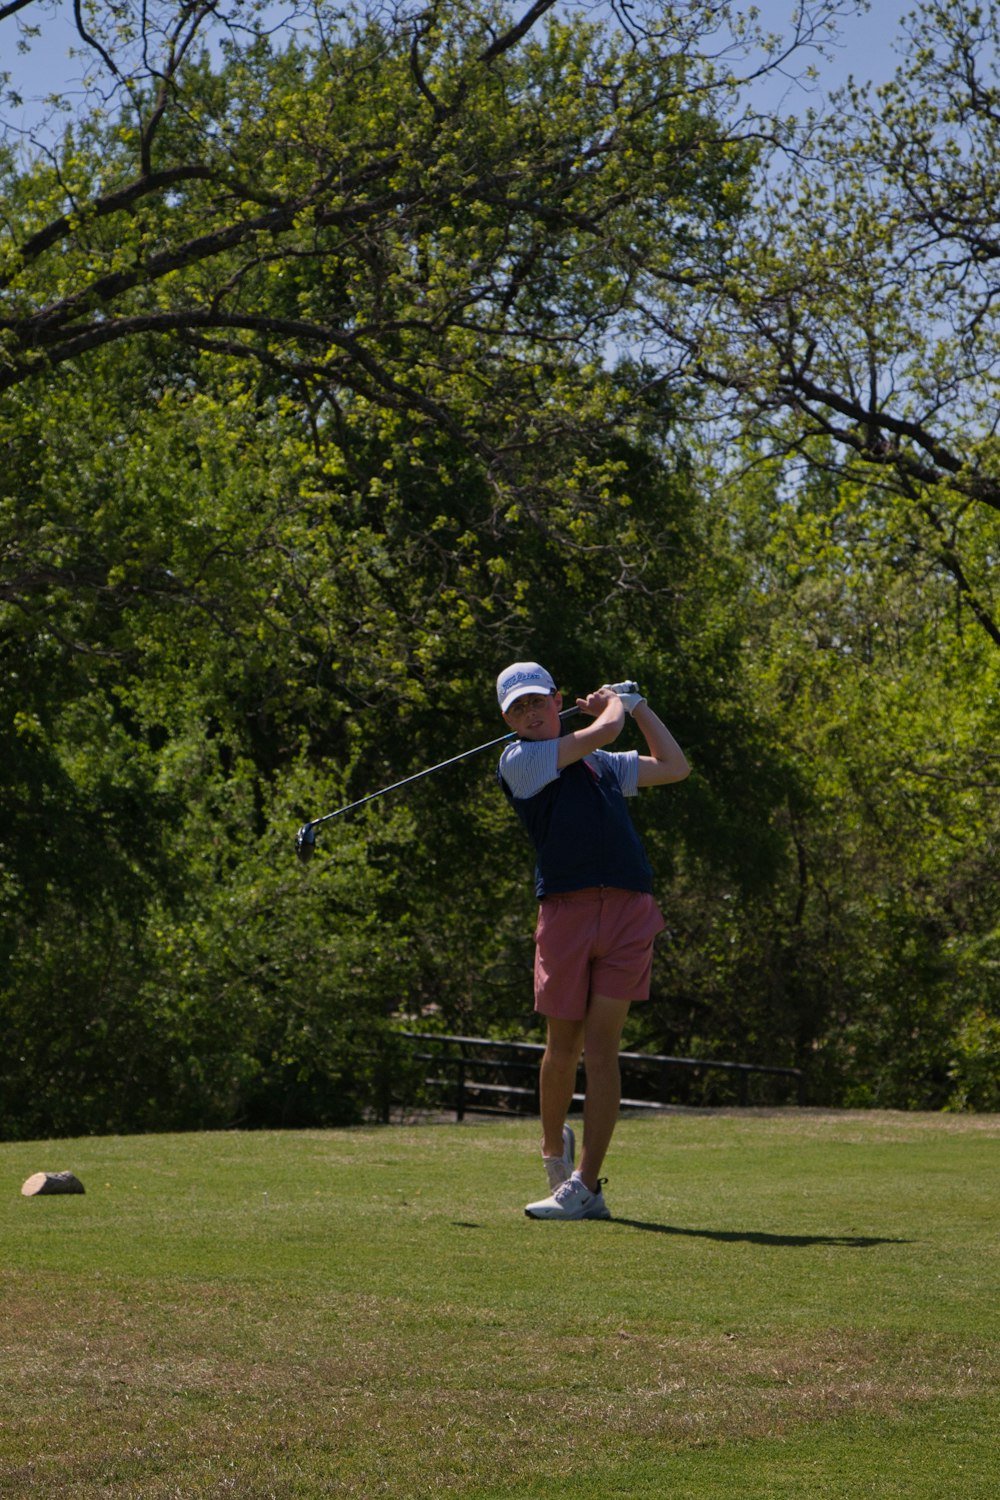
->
[750, 0, 913, 101]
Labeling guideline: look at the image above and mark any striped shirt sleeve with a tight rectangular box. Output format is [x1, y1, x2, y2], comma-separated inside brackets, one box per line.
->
[498, 738, 560, 800]
[604, 748, 640, 797]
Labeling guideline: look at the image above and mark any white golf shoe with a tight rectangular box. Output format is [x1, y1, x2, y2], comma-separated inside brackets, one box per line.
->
[542, 1124, 576, 1190]
[525, 1172, 610, 1221]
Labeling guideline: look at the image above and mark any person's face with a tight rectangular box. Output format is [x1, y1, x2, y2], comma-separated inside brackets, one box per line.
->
[503, 690, 563, 739]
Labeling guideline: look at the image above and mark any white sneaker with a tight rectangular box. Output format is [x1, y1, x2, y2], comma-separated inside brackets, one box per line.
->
[542, 1124, 576, 1190]
[525, 1172, 610, 1221]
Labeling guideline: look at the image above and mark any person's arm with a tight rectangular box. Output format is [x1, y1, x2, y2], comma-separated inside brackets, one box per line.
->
[555, 687, 625, 770]
[632, 700, 690, 786]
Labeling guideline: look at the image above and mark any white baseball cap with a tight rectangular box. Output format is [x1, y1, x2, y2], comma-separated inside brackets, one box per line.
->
[497, 661, 557, 712]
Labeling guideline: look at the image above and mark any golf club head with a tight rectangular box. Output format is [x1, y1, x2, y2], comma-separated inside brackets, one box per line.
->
[295, 822, 317, 863]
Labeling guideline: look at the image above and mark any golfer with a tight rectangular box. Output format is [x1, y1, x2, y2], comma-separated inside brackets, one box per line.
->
[497, 662, 690, 1220]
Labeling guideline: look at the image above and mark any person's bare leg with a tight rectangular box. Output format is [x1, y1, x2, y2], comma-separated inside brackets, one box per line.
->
[539, 1016, 585, 1158]
[577, 994, 631, 1190]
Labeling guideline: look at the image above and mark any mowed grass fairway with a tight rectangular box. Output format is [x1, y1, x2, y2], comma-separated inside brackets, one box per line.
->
[2, 1111, 998, 1499]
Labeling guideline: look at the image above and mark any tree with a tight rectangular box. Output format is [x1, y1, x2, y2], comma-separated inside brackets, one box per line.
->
[2, 2, 797, 1132]
[0, 0, 772, 710]
[689, 446, 1000, 1107]
[647, 0, 1000, 646]
[1, 5, 734, 392]
[8, 0, 989, 1131]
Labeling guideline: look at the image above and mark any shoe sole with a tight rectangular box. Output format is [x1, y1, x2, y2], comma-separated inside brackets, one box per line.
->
[524, 1204, 611, 1221]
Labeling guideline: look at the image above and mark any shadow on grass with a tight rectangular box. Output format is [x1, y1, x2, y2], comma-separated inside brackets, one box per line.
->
[606, 1219, 910, 1248]
[452, 1220, 907, 1246]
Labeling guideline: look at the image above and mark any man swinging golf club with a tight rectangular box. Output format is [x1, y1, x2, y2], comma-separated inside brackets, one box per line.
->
[496, 662, 690, 1221]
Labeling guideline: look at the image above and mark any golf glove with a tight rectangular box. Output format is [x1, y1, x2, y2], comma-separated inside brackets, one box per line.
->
[602, 681, 645, 714]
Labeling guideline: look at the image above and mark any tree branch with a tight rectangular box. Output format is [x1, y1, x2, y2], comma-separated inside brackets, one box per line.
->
[478, 0, 559, 64]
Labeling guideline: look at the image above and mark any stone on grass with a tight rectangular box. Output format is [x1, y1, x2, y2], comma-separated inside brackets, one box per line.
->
[21, 1171, 86, 1197]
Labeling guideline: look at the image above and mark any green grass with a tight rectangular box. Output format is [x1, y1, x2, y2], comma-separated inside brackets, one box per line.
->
[1, 1110, 998, 1497]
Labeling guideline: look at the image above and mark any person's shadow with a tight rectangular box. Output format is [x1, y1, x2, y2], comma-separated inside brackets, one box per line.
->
[453, 1221, 907, 1246]
[605, 1219, 909, 1248]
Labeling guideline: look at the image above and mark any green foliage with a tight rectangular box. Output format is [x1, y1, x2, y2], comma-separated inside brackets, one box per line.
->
[946, 1008, 1000, 1114]
[1, 0, 767, 1128]
[1, 1, 997, 1133]
[646, 446, 1000, 1107]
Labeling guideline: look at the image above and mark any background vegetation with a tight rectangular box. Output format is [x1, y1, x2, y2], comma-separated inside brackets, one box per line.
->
[1, 0, 997, 1136]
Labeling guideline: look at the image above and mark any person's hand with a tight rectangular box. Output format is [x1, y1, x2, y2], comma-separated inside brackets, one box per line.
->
[601, 681, 646, 714]
[575, 686, 624, 718]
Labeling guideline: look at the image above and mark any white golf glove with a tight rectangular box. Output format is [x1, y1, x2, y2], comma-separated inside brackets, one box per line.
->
[602, 680, 645, 714]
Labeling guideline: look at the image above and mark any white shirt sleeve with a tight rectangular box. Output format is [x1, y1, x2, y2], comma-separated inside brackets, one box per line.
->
[603, 748, 640, 797]
[498, 738, 560, 800]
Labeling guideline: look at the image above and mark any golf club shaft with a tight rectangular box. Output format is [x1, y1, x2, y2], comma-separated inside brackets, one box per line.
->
[306, 706, 580, 831]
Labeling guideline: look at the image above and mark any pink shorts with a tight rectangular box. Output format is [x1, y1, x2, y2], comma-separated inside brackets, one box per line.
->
[533, 887, 666, 1021]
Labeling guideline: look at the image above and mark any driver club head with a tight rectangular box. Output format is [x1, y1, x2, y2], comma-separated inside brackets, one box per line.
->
[295, 822, 317, 863]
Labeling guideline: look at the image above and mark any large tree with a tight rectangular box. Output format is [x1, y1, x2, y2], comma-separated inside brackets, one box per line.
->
[1, 4, 740, 398]
[688, 447, 1000, 1108]
[1, 0, 788, 1133]
[0, 0, 779, 683]
[647, 0, 1000, 645]
[6, 0, 991, 1132]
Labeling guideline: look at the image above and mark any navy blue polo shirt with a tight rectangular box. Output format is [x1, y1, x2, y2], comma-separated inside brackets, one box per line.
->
[498, 736, 653, 899]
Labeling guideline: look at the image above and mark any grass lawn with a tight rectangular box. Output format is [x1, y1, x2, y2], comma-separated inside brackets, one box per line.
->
[1, 1109, 998, 1497]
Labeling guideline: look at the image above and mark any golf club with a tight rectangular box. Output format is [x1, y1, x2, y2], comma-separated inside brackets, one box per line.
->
[295, 681, 638, 862]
